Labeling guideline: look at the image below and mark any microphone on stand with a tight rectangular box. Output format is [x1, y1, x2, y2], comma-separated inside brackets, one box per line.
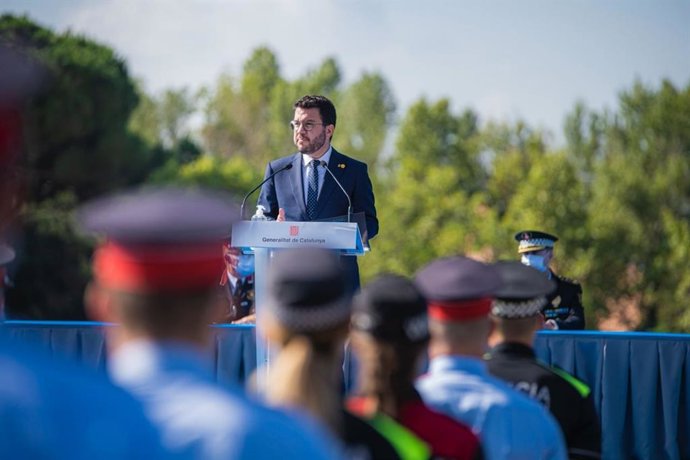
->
[240, 163, 293, 220]
[319, 160, 351, 223]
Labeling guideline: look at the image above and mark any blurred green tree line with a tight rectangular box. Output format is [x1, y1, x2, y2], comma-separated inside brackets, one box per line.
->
[2, 15, 688, 331]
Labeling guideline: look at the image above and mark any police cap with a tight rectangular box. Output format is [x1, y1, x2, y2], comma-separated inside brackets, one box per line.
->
[267, 248, 352, 333]
[514, 230, 558, 254]
[414, 256, 502, 322]
[491, 261, 556, 318]
[352, 274, 429, 344]
[76, 187, 239, 293]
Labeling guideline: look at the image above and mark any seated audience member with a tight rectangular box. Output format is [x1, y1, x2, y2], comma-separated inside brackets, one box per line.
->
[515, 230, 585, 330]
[219, 241, 255, 324]
[349, 273, 484, 460]
[486, 261, 601, 459]
[79, 187, 338, 460]
[261, 248, 401, 459]
[414, 256, 568, 460]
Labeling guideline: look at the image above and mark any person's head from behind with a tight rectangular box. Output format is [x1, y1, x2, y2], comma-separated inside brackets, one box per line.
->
[489, 261, 557, 346]
[415, 256, 503, 359]
[78, 187, 239, 349]
[515, 230, 558, 273]
[291, 95, 336, 156]
[261, 247, 352, 433]
[350, 274, 429, 416]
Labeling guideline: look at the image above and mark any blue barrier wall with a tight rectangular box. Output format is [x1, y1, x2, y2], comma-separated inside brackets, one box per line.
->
[4, 322, 689, 460]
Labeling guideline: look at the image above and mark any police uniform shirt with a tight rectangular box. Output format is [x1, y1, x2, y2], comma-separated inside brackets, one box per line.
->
[416, 355, 568, 460]
[544, 272, 585, 330]
[0, 336, 171, 459]
[486, 343, 601, 459]
[109, 340, 339, 460]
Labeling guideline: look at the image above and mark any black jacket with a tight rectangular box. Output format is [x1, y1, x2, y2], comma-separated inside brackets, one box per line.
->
[486, 342, 601, 459]
[544, 271, 585, 329]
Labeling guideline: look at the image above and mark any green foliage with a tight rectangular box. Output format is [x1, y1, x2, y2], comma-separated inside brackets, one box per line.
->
[6, 192, 92, 320]
[576, 80, 690, 330]
[393, 98, 485, 193]
[1, 15, 164, 320]
[2, 16, 688, 331]
[149, 155, 262, 198]
[1, 14, 154, 201]
[337, 73, 396, 168]
[200, 49, 394, 170]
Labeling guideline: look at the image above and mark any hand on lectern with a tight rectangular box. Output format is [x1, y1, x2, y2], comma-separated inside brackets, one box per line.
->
[277, 208, 286, 222]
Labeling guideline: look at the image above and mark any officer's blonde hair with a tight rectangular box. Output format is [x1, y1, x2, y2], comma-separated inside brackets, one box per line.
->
[262, 314, 349, 437]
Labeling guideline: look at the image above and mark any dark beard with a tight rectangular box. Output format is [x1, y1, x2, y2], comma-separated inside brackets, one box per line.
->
[297, 130, 326, 155]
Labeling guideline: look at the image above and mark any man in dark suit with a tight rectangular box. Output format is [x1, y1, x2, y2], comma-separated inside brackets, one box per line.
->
[515, 230, 585, 330]
[258, 95, 378, 290]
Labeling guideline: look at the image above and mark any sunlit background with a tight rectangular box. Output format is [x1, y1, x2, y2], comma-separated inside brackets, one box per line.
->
[1, 1, 689, 331]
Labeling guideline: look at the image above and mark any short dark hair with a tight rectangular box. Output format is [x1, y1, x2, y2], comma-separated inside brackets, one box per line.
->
[294, 95, 336, 127]
[110, 287, 217, 339]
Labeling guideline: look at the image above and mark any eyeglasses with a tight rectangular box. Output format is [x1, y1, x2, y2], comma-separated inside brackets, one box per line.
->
[289, 120, 324, 132]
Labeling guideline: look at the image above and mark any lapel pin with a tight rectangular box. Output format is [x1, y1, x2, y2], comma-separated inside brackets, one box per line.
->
[338, 163, 346, 169]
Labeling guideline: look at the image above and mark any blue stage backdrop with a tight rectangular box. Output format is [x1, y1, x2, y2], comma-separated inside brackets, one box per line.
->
[3, 322, 689, 460]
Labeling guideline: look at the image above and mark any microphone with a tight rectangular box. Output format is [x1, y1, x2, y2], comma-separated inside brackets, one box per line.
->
[240, 163, 293, 220]
[319, 160, 351, 222]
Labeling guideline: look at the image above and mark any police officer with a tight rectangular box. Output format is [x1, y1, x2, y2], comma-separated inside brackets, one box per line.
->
[414, 256, 567, 460]
[486, 261, 601, 459]
[261, 248, 402, 460]
[78, 187, 338, 460]
[219, 241, 255, 323]
[0, 44, 171, 460]
[349, 274, 483, 460]
[515, 230, 585, 329]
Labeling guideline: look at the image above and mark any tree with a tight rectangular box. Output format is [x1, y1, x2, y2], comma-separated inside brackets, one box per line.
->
[0, 15, 159, 319]
[0, 14, 155, 202]
[336, 73, 396, 168]
[392, 98, 486, 193]
[571, 80, 690, 331]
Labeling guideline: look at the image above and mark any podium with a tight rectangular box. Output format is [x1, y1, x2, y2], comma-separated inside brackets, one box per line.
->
[231, 220, 365, 389]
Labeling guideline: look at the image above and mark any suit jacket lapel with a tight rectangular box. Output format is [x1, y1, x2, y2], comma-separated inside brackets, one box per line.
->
[315, 149, 346, 218]
[288, 153, 307, 218]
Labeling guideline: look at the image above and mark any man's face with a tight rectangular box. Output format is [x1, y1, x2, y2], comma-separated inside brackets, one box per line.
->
[292, 107, 333, 157]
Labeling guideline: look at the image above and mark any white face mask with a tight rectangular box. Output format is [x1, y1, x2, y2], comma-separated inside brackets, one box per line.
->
[521, 253, 548, 272]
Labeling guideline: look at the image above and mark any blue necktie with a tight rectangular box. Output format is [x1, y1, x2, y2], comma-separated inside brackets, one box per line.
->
[306, 161, 319, 219]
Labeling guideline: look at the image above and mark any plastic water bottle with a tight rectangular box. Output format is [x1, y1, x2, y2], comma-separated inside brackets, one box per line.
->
[251, 205, 272, 221]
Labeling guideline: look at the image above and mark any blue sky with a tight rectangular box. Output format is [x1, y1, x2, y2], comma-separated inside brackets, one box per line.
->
[4, 0, 689, 145]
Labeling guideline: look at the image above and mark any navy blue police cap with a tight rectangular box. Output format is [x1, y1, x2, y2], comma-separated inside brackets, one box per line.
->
[414, 256, 503, 322]
[267, 247, 352, 332]
[491, 261, 557, 318]
[352, 274, 429, 344]
[76, 187, 239, 292]
[514, 230, 558, 254]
